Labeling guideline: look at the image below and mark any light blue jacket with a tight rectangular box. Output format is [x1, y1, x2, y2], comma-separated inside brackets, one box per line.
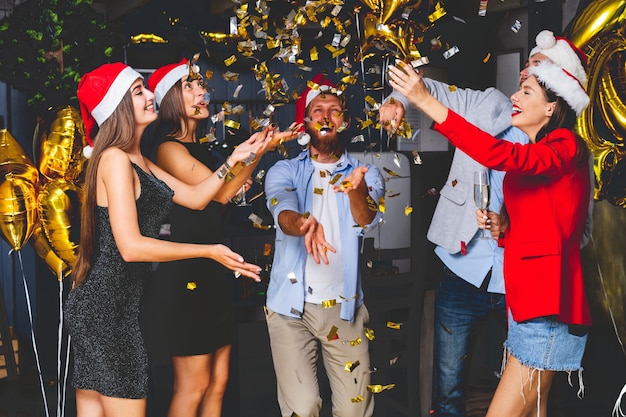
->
[265, 149, 385, 322]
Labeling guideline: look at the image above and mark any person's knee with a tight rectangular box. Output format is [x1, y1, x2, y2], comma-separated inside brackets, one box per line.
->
[288, 396, 322, 417]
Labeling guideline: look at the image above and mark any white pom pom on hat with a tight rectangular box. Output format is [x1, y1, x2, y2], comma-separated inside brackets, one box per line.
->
[529, 30, 588, 91]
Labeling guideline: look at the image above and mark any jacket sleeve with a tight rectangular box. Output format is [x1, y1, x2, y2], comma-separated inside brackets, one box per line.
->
[386, 78, 513, 136]
[434, 110, 579, 177]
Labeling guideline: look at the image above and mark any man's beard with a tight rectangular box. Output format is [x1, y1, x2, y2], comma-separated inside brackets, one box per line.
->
[310, 130, 342, 155]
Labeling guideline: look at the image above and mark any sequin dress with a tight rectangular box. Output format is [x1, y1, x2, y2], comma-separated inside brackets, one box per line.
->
[64, 163, 174, 399]
[142, 138, 234, 359]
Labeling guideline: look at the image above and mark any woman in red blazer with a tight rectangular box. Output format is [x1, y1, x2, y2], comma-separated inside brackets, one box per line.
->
[387, 41, 591, 417]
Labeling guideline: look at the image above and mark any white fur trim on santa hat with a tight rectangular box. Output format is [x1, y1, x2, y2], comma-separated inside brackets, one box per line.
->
[528, 60, 589, 116]
[529, 30, 587, 90]
[153, 64, 188, 106]
[91, 66, 143, 126]
[305, 84, 343, 108]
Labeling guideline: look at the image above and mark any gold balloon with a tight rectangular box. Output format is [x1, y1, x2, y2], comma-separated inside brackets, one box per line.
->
[0, 128, 39, 186]
[358, 14, 422, 61]
[37, 179, 82, 268]
[566, 0, 626, 206]
[0, 173, 38, 251]
[31, 223, 71, 281]
[581, 201, 626, 344]
[36, 106, 87, 183]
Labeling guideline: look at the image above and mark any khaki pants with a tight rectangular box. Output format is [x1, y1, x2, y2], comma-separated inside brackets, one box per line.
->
[265, 303, 374, 417]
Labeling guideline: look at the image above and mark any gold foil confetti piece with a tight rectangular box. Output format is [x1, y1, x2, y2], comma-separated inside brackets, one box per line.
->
[253, 223, 272, 230]
[387, 321, 402, 329]
[483, 52, 491, 63]
[428, 1, 447, 22]
[288, 272, 297, 284]
[310, 46, 319, 61]
[405, 206, 413, 216]
[349, 337, 362, 346]
[271, 197, 278, 206]
[302, 211, 311, 220]
[336, 121, 348, 133]
[448, 85, 457, 92]
[192, 106, 201, 116]
[186, 281, 197, 290]
[248, 191, 265, 203]
[364, 328, 375, 341]
[224, 55, 238, 66]
[345, 360, 360, 372]
[329, 173, 342, 185]
[452, 179, 458, 187]
[314, 187, 324, 195]
[340, 181, 352, 191]
[320, 170, 327, 178]
[263, 243, 272, 257]
[314, 122, 324, 132]
[351, 396, 364, 403]
[224, 119, 240, 129]
[222, 71, 239, 82]
[367, 384, 396, 393]
[366, 195, 378, 212]
[356, 118, 373, 129]
[327, 326, 339, 341]
[291, 413, 301, 417]
[322, 299, 336, 308]
[312, 154, 319, 161]
[378, 197, 386, 213]
[383, 167, 399, 177]
[339, 294, 358, 302]
[365, 95, 377, 108]
[387, 192, 400, 198]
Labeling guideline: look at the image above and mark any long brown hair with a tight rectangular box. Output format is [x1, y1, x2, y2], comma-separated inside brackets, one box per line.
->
[72, 91, 138, 287]
[154, 81, 189, 139]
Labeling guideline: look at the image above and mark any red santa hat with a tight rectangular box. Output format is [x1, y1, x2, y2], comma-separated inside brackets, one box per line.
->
[294, 73, 342, 132]
[528, 59, 589, 116]
[529, 30, 588, 92]
[147, 58, 189, 106]
[77, 62, 143, 157]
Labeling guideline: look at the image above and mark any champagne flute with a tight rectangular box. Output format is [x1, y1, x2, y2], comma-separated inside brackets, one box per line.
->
[474, 170, 490, 239]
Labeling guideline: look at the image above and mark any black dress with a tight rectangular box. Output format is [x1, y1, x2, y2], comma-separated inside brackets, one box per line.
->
[64, 163, 174, 398]
[145, 138, 235, 357]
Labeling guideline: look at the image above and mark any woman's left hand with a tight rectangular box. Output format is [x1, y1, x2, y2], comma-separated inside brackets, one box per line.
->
[267, 122, 303, 151]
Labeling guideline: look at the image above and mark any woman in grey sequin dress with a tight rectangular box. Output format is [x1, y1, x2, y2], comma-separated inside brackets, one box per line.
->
[63, 63, 267, 417]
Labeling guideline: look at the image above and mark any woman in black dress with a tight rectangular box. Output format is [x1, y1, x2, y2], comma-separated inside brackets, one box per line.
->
[64, 62, 268, 417]
[145, 59, 300, 417]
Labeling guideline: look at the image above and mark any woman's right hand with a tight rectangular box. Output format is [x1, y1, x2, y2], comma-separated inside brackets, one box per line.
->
[229, 127, 272, 165]
[208, 244, 262, 281]
[476, 209, 502, 240]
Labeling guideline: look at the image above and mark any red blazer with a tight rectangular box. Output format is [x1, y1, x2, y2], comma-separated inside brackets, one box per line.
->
[435, 110, 592, 326]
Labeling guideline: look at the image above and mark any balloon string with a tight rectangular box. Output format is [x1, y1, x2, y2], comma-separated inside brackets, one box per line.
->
[590, 235, 626, 358]
[15, 250, 51, 417]
[62, 335, 71, 417]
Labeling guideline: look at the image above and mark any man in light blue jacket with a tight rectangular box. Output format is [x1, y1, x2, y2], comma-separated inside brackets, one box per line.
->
[265, 74, 385, 417]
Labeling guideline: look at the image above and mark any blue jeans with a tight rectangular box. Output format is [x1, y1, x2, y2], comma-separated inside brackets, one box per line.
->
[433, 267, 506, 417]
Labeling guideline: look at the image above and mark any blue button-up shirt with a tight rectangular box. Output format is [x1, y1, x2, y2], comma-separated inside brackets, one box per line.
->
[265, 149, 385, 322]
[435, 126, 528, 294]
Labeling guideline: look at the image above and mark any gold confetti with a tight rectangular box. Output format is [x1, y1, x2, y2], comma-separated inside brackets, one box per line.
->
[329, 173, 342, 185]
[349, 337, 362, 346]
[186, 281, 197, 290]
[448, 85, 457, 92]
[405, 206, 413, 216]
[327, 326, 339, 341]
[224, 55, 238, 66]
[320, 171, 327, 178]
[351, 396, 364, 403]
[366, 195, 378, 212]
[302, 211, 311, 219]
[345, 360, 360, 372]
[378, 197, 386, 213]
[314, 187, 324, 195]
[263, 243, 272, 256]
[271, 197, 278, 206]
[383, 167, 399, 177]
[224, 119, 240, 129]
[367, 384, 396, 393]
[310, 46, 319, 61]
[364, 328, 375, 341]
[340, 180, 352, 191]
[428, 1, 447, 23]
[322, 299, 336, 308]
[387, 321, 402, 329]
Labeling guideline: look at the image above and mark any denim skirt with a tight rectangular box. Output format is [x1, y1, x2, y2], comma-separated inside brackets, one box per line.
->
[505, 312, 588, 371]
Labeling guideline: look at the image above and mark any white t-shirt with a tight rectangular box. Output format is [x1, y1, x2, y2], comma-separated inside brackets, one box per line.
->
[304, 157, 345, 304]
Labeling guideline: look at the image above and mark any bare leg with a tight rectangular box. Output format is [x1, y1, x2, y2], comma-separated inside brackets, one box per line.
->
[199, 344, 232, 417]
[486, 353, 555, 417]
[76, 389, 146, 417]
[168, 354, 211, 417]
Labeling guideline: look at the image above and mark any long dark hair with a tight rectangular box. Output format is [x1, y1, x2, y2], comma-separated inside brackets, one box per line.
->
[499, 80, 590, 230]
[72, 91, 137, 287]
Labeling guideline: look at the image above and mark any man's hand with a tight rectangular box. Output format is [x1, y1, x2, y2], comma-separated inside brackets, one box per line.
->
[300, 215, 336, 265]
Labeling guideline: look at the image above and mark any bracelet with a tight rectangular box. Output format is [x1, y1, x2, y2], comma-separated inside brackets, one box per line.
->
[223, 158, 232, 171]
